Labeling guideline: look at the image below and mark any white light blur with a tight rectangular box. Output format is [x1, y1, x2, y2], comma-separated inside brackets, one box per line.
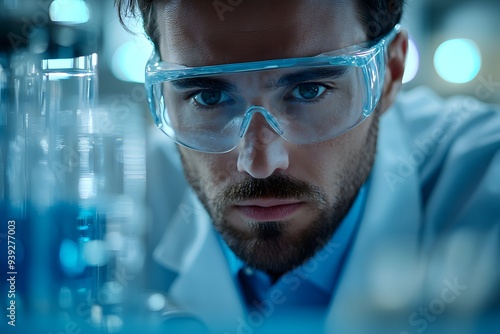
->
[147, 293, 166, 312]
[44, 58, 74, 70]
[82, 240, 109, 266]
[111, 39, 153, 83]
[49, 0, 90, 24]
[106, 315, 124, 333]
[402, 38, 419, 84]
[78, 176, 96, 199]
[106, 232, 125, 251]
[120, 237, 145, 273]
[434, 39, 482, 84]
[90, 304, 103, 326]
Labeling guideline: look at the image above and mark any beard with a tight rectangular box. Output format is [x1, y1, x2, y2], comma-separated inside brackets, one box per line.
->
[179, 109, 380, 278]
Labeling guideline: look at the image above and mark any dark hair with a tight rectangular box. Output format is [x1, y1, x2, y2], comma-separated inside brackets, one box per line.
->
[115, 0, 404, 46]
[115, 0, 159, 43]
[358, 0, 405, 39]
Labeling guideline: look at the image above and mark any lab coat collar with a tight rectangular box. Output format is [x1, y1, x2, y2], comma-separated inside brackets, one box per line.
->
[155, 190, 248, 331]
[324, 105, 425, 332]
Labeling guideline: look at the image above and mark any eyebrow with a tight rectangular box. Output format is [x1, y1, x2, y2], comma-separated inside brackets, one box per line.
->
[271, 67, 349, 89]
[170, 67, 348, 92]
[171, 77, 238, 93]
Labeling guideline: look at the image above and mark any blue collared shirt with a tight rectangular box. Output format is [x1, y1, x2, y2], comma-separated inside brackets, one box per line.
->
[218, 182, 369, 310]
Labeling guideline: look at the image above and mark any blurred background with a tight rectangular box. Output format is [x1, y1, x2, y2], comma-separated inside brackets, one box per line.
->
[402, 0, 500, 103]
[0, 0, 499, 333]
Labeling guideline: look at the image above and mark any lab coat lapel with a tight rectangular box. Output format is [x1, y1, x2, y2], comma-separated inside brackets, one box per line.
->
[325, 107, 425, 333]
[166, 193, 247, 332]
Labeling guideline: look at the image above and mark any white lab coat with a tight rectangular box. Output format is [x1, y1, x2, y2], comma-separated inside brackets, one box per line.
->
[147, 87, 500, 334]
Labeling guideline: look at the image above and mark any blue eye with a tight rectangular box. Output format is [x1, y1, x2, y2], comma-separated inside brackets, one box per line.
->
[290, 83, 326, 100]
[193, 90, 231, 106]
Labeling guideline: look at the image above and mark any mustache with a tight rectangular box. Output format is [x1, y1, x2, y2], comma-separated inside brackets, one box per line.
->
[219, 173, 327, 206]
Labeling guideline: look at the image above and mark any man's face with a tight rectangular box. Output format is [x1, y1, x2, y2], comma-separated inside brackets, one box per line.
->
[156, 0, 382, 277]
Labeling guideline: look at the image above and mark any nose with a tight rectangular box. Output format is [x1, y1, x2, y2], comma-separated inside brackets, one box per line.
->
[236, 109, 290, 179]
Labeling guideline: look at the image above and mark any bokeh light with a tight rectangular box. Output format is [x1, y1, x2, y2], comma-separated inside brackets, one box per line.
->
[434, 39, 482, 84]
[147, 293, 166, 312]
[82, 240, 109, 266]
[49, 0, 90, 24]
[402, 38, 420, 84]
[111, 39, 153, 83]
[59, 239, 85, 276]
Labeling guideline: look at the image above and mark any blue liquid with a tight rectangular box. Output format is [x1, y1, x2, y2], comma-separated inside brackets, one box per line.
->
[0, 202, 103, 331]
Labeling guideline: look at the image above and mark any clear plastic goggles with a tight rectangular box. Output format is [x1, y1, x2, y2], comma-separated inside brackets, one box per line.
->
[145, 25, 401, 153]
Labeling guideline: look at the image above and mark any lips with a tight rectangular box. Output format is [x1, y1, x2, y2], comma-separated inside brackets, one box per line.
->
[234, 199, 304, 221]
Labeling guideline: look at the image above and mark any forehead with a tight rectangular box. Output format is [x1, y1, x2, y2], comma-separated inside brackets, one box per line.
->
[155, 0, 366, 66]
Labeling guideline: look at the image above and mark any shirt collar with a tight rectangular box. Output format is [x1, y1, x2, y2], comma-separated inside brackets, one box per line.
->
[297, 183, 368, 294]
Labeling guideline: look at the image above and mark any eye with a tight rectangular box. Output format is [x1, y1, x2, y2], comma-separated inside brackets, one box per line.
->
[290, 83, 327, 101]
[192, 90, 231, 106]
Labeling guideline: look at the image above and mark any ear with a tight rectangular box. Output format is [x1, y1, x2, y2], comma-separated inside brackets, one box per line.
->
[379, 29, 408, 114]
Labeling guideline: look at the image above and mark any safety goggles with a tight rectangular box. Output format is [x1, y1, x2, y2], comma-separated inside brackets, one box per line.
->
[145, 25, 401, 153]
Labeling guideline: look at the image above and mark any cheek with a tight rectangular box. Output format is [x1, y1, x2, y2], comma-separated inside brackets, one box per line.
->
[210, 157, 239, 186]
[301, 136, 353, 176]
[288, 142, 345, 201]
[181, 148, 239, 190]
[334, 115, 375, 157]
[293, 120, 372, 188]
